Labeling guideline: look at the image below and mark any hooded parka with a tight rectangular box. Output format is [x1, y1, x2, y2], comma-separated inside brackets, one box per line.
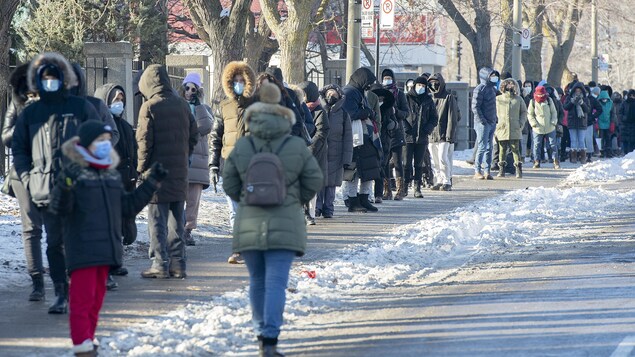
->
[472, 67, 499, 125]
[405, 79, 439, 144]
[563, 83, 591, 130]
[222, 83, 323, 256]
[495, 79, 528, 141]
[428, 73, 461, 143]
[299, 81, 330, 184]
[136, 64, 199, 203]
[528, 87, 558, 135]
[320, 85, 353, 187]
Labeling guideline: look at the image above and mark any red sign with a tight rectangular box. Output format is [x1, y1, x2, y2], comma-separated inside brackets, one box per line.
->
[324, 14, 436, 46]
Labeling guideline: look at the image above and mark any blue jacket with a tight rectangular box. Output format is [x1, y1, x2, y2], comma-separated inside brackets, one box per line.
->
[472, 67, 499, 125]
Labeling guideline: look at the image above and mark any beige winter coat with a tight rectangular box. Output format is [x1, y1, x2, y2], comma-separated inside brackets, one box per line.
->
[528, 97, 558, 135]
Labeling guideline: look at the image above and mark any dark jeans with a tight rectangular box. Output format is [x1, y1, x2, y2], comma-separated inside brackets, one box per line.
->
[148, 201, 186, 271]
[624, 141, 635, 155]
[12, 179, 44, 276]
[316, 186, 336, 216]
[600, 129, 612, 154]
[403, 143, 431, 183]
[561, 125, 570, 159]
[41, 209, 67, 285]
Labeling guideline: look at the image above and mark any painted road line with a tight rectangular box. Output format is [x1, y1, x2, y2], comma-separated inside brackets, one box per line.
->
[611, 336, 635, 357]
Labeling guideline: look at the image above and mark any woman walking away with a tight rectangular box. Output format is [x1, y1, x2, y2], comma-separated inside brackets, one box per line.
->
[178, 73, 213, 245]
[495, 79, 527, 178]
[222, 83, 323, 356]
[317, 84, 353, 218]
[48, 121, 165, 356]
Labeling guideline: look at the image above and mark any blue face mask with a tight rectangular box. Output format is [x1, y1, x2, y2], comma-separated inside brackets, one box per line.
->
[416, 87, 426, 95]
[109, 102, 124, 117]
[233, 82, 245, 96]
[383, 79, 393, 86]
[42, 79, 60, 92]
[92, 140, 112, 160]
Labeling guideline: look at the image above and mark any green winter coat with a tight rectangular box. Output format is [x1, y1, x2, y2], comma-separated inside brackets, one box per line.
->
[222, 96, 323, 256]
[597, 91, 614, 130]
[528, 97, 558, 135]
[495, 79, 527, 141]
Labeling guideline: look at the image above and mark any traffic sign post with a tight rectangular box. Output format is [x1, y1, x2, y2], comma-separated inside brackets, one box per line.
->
[521, 28, 531, 50]
[380, 0, 394, 30]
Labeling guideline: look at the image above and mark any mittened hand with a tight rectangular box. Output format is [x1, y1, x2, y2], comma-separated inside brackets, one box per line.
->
[149, 162, 169, 182]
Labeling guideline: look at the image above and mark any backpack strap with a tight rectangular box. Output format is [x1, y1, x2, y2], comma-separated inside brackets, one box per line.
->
[247, 136, 258, 154]
[275, 136, 293, 155]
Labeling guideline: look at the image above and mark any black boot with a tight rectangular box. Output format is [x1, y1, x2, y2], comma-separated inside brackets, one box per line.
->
[414, 181, 423, 198]
[259, 337, 284, 357]
[48, 283, 68, 314]
[29, 273, 45, 302]
[358, 194, 379, 212]
[347, 196, 367, 213]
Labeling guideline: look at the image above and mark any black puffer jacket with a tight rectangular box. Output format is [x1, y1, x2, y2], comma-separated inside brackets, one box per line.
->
[94, 83, 138, 189]
[320, 85, 353, 187]
[51, 138, 157, 272]
[405, 88, 439, 144]
[2, 64, 32, 150]
[12, 53, 100, 207]
[620, 96, 635, 144]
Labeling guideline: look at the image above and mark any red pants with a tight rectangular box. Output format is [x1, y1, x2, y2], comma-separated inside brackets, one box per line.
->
[69, 266, 109, 345]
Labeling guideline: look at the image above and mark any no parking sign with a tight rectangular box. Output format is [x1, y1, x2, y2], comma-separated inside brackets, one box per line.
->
[380, 0, 394, 30]
[521, 28, 531, 50]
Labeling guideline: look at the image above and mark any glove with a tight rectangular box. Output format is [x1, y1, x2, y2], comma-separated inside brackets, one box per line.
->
[148, 162, 169, 183]
[210, 166, 219, 186]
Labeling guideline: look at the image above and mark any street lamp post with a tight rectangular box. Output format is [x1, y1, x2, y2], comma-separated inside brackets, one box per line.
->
[591, 0, 599, 82]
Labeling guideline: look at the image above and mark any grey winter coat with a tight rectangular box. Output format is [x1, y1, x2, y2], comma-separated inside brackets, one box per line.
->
[322, 96, 353, 187]
[188, 105, 213, 188]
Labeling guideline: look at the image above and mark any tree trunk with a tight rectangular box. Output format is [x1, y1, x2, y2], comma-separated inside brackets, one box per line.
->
[501, 0, 514, 76]
[278, 25, 311, 84]
[547, 45, 573, 88]
[0, 0, 20, 177]
[544, 2, 583, 88]
[521, 2, 545, 81]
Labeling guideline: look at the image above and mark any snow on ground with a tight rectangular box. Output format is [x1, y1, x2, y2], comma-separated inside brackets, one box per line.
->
[565, 151, 635, 184]
[97, 157, 635, 356]
[0, 178, 29, 288]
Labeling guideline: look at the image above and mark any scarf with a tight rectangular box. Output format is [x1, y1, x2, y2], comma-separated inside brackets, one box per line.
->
[534, 92, 547, 103]
[573, 95, 585, 119]
[75, 144, 112, 170]
[385, 83, 399, 101]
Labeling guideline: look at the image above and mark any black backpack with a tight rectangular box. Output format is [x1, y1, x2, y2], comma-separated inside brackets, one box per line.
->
[244, 136, 292, 206]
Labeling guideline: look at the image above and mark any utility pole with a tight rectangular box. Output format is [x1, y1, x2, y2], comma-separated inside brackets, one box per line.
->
[346, 0, 361, 81]
[511, 0, 522, 80]
[591, 0, 599, 82]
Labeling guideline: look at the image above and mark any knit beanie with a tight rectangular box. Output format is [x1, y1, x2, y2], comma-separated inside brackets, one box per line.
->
[183, 73, 202, 87]
[79, 120, 113, 148]
[414, 76, 428, 86]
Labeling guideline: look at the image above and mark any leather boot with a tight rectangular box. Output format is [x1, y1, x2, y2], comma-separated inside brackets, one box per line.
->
[29, 273, 45, 301]
[259, 337, 284, 357]
[382, 179, 393, 200]
[48, 282, 68, 314]
[347, 196, 367, 213]
[497, 162, 506, 177]
[579, 150, 587, 164]
[554, 159, 561, 169]
[569, 150, 577, 163]
[358, 194, 379, 212]
[394, 178, 405, 201]
[515, 163, 523, 178]
[414, 181, 423, 198]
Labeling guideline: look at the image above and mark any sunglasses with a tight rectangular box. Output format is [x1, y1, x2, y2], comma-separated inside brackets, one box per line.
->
[185, 85, 198, 93]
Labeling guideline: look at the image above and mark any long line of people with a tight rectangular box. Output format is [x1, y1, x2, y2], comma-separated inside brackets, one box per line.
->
[3, 53, 635, 356]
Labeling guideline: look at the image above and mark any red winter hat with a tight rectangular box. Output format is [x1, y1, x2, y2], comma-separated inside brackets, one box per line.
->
[534, 86, 548, 103]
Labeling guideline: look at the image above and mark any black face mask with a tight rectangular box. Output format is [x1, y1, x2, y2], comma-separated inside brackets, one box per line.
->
[430, 82, 440, 91]
[327, 95, 339, 105]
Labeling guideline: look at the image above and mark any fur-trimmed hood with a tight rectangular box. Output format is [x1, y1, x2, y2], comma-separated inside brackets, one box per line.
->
[500, 78, 520, 96]
[28, 52, 78, 92]
[62, 137, 120, 169]
[10, 63, 31, 106]
[221, 61, 256, 99]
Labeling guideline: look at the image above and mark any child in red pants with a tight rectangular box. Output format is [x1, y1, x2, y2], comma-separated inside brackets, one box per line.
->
[49, 120, 167, 356]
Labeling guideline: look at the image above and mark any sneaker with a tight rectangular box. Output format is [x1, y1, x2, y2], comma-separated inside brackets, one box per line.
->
[306, 217, 316, 226]
[441, 184, 452, 191]
[184, 229, 196, 246]
[322, 212, 333, 219]
[106, 275, 118, 291]
[473, 172, 485, 180]
[485, 174, 494, 180]
[228, 253, 245, 264]
[140, 266, 169, 279]
[431, 184, 442, 191]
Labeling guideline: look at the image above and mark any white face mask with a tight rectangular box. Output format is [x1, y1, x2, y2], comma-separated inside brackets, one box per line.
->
[233, 82, 245, 95]
[490, 76, 499, 84]
[523, 87, 532, 96]
[42, 79, 60, 92]
[382, 79, 393, 86]
[109, 101, 124, 116]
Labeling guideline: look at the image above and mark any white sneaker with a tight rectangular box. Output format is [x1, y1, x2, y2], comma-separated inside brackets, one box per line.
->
[72, 339, 94, 354]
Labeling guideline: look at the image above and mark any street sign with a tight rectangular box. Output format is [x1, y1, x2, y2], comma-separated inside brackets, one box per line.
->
[361, 0, 374, 28]
[599, 54, 610, 71]
[362, 27, 374, 39]
[521, 28, 531, 50]
[380, 0, 394, 30]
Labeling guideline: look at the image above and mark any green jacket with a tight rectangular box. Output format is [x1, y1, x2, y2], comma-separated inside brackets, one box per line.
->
[495, 80, 527, 141]
[222, 100, 323, 256]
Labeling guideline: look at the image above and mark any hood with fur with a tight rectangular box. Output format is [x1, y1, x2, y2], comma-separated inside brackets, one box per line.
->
[222, 61, 256, 99]
[500, 78, 520, 96]
[61, 137, 120, 169]
[10, 63, 31, 106]
[28, 52, 78, 92]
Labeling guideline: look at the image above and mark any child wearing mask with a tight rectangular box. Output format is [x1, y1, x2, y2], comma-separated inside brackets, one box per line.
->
[48, 120, 167, 356]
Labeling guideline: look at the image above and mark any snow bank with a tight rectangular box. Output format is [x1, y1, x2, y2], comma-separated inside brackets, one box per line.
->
[0, 178, 29, 288]
[565, 151, 635, 184]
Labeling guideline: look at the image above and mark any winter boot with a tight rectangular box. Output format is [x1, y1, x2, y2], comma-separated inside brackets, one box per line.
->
[106, 275, 118, 290]
[515, 163, 523, 178]
[29, 273, 45, 302]
[533, 160, 540, 169]
[579, 151, 587, 164]
[184, 229, 195, 246]
[48, 283, 68, 314]
[497, 162, 506, 177]
[394, 178, 405, 201]
[358, 194, 379, 212]
[569, 150, 577, 163]
[382, 179, 393, 200]
[141, 264, 170, 279]
[554, 159, 561, 169]
[347, 196, 367, 213]
[259, 337, 285, 357]
[390, 178, 397, 191]
[414, 181, 424, 198]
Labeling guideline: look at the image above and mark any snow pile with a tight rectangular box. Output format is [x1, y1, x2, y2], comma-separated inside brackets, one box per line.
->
[565, 151, 635, 184]
[0, 178, 29, 288]
[100, 184, 635, 356]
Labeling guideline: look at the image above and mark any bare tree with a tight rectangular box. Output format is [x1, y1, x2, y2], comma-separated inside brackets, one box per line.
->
[244, 14, 279, 73]
[521, 0, 546, 81]
[0, 0, 20, 177]
[183, 0, 252, 101]
[260, 0, 330, 84]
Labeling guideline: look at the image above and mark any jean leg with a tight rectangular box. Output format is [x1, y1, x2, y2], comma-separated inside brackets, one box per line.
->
[147, 203, 169, 269]
[483, 124, 495, 173]
[262, 249, 296, 339]
[532, 133, 543, 162]
[316, 189, 324, 213]
[547, 131, 559, 161]
[323, 186, 336, 215]
[242, 250, 266, 336]
[41, 210, 66, 285]
[585, 126, 594, 153]
[474, 121, 486, 173]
